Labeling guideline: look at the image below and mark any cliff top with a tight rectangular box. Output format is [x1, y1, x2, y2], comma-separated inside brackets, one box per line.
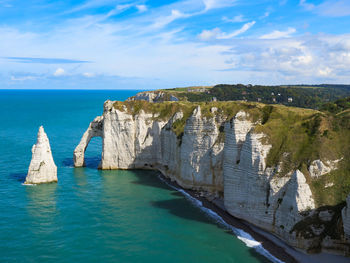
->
[130, 84, 350, 110]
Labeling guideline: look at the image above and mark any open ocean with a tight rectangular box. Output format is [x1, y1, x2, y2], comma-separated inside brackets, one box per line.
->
[0, 90, 274, 263]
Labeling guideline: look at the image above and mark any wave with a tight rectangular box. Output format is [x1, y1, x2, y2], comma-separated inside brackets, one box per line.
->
[158, 175, 284, 263]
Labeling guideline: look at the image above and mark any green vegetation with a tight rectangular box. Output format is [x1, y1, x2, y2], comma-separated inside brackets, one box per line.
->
[254, 102, 350, 206]
[156, 84, 350, 110]
[321, 96, 350, 114]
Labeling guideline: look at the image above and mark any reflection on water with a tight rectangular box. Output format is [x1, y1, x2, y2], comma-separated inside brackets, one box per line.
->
[25, 183, 59, 240]
[73, 167, 88, 187]
[25, 183, 58, 217]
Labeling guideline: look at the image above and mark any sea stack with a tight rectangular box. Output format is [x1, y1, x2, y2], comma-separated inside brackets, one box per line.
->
[25, 126, 57, 184]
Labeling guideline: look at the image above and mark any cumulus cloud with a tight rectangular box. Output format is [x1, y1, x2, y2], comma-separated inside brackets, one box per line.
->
[2, 0, 350, 88]
[198, 28, 221, 40]
[219, 34, 350, 83]
[260, 27, 296, 39]
[318, 67, 332, 77]
[53, 68, 65, 76]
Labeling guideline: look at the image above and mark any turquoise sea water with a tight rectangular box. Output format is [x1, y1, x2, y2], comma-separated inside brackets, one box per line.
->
[0, 90, 272, 263]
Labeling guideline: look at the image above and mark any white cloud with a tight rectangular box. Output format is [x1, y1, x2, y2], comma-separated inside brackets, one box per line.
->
[301, 0, 350, 17]
[82, 72, 95, 77]
[65, 0, 124, 14]
[2, 1, 350, 88]
[299, 0, 315, 10]
[261, 11, 270, 19]
[198, 21, 256, 40]
[222, 15, 245, 23]
[221, 21, 256, 38]
[260, 27, 296, 39]
[318, 67, 332, 76]
[316, 0, 350, 17]
[10, 75, 37, 81]
[136, 5, 147, 13]
[152, 9, 188, 28]
[198, 28, 221, 40]
[203, 0, 236, 11]
[53, 68, 65, 76]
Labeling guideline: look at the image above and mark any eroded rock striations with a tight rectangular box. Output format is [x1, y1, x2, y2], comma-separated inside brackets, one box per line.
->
[25, 126, 57, 184]
[74, 100, 350, 255]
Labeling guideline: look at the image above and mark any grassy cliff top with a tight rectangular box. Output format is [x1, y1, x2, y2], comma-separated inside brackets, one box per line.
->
[141, 84, 350, 110]
[113, 99, 316, 120]
[112, 99, 350, 206]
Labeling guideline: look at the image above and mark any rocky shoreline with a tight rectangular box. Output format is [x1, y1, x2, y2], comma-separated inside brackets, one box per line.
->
[157, 173, 350, 263]
[157, 173, 297, 263]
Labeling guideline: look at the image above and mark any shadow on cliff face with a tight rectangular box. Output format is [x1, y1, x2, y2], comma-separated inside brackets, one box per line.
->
[130, 170, 171, 190]
[9, 173, 26, 183]
[62, 156, 101, 169]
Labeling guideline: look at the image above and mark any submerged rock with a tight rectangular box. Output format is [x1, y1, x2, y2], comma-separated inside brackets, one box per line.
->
[25, 126, 57, 184]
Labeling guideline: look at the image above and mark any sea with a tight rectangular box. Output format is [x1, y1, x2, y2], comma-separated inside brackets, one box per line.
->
[0, 90, 280, 263]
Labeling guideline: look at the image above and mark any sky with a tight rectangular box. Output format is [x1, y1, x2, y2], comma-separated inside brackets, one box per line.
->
[0, 0, 350, 89]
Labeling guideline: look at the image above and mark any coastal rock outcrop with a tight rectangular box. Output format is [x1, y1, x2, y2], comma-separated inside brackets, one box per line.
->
[74, 101, 225, 193]
[308, 159, 341, 178]
[74, 100, 350, 255]
[128, 91, 164, 102]
[74, 116, 103, 167]
[25, 126, 57, 184]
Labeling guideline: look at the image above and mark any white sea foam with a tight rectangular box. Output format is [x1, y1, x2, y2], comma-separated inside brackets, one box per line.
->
[158, 175, 285, 263]
[21, 183, 36, 186]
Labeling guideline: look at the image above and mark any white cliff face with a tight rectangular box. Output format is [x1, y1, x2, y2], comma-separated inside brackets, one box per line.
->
[75, 102, 225, 194]
[342, 195, 350, 241]
[273, 170, 315, 246]
[74, 101, 348, 253]
[223, 110, 317, 249]
[224, 128, 274, 229]
[179, 106, 224, 192]
[224, 111, 274, 229]
[100, 101, 167, 169]
[128, 91, 164, 102]
[25, 126, 57, 184]
[309, 159, 341, 178]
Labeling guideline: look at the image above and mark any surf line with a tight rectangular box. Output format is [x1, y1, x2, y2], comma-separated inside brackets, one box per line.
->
[158, 175, 285, 263]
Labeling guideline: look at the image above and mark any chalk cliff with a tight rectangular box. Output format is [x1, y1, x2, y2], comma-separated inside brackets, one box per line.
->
[74, 100, 350, 255]
[25, 126, 57, 184]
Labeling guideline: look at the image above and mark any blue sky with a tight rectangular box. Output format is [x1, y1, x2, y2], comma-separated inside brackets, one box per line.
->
[1, 0, 350, 89]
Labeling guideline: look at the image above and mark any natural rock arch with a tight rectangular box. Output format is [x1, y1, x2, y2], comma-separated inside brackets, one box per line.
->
[73, 116, 103, 167]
